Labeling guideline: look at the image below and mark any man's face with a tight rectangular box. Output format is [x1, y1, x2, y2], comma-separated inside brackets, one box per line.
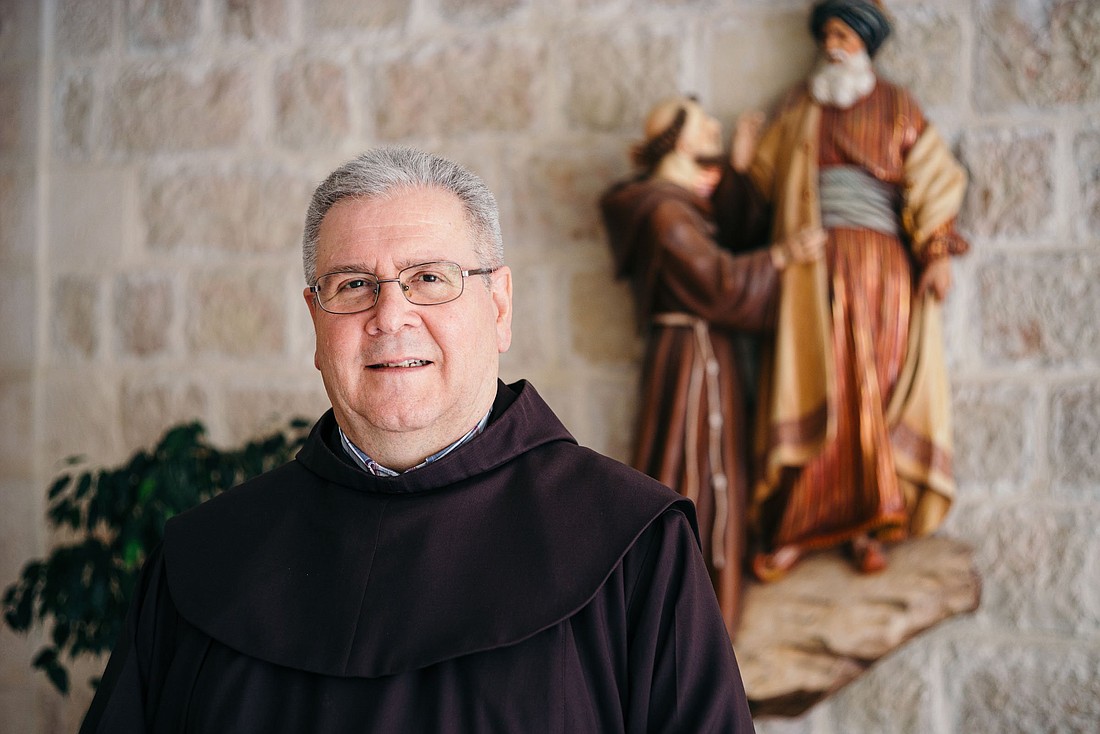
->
[680, 101, 724, 160]
[304, 187, 512, 460]
[821, 17, 866, 62]
[810, 16, 876, 109]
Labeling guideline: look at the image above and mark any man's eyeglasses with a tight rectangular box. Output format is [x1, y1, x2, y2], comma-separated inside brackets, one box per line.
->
[309, 261, 498, 314]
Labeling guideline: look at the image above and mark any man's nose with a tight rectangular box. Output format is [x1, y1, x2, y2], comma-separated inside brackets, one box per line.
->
[367, 279, 417, 333]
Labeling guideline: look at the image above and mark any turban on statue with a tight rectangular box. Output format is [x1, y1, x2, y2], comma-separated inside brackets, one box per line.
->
[810, 0, 892, 58]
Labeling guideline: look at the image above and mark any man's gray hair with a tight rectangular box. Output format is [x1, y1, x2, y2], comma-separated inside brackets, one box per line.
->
[302, 147, 504, 284]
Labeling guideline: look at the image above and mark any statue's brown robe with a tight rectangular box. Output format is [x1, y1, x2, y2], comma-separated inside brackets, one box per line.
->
[716, 81, 968, 556]
[601, 178, 779, 636]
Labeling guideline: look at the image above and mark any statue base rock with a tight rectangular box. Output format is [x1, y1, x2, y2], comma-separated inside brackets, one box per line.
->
[736, 535, 981, 718]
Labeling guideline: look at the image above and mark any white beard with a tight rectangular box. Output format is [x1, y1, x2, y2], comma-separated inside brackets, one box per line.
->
[809, 48, 876, 109]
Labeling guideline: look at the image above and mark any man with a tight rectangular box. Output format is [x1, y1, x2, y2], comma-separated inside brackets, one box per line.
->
[600, 96, 823, 637]
[716, 0, 969, 581]
[80, 147, 755, 732]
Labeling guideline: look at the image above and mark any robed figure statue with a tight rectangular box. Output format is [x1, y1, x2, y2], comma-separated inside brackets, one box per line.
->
[717, 0, 970, 581]
[600, 97, 824, 635]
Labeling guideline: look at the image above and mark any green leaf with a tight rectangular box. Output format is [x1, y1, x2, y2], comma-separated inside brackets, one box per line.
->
[32, 647, 69, 695]
[137, 477, 156, 503]
[122, 538, 144, 570]
[74, 473, 93, 500]
[47, 474, 71, 500]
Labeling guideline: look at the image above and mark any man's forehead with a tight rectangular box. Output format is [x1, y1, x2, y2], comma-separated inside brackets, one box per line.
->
[316, 189, 475, 267]
[322, 191, 467, 237]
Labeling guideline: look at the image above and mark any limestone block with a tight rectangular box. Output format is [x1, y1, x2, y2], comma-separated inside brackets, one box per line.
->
[56, 0, 114, 56]
[1050, 382, 1100, 493]
[120, 379, 208, 451]
[50, 166, 133, 266]
[0, 0, 38, 61]
[950, 501, 1099, 636]
[223, 0, 289, 41]
[105, 65, 251, 153]
[977, 253, 1100, 367]
[50, 274, 100, 360]
[40, 373, 122, 467]
[114, 272, 173, 357]
[0, 67, 26, 154]
[222, 386, 329, 442]
[1074, 128, 1100, 241]
[570, 269, 643, 364]
[708, 8, 817, 120]
[439, 0, 523, 24]
[826, 641, 934, 734]
[306, 0, 409, 32]
[975, 0, 1100, 111]
[0, 686, 36, 734]
[0, 478, 38, 584]
[502, 266, 565, 373]
[564, 30, 678, 133]
[0, 168, 34, 261]
[0, 377, 32, 475]
[0, 270, 33, 368]
[186, 269, 286, 358]
[142, 166, 310, 254]
[736, 536, 980, 717]
[126, 0, 200, 50]
[577, 373, 639, 464]
[958, 128, 1054, 239]
[945, 638, 1100, 732]
[875, 7, 962, 109]
[375, 41, 540, 139]
[753, 714, 816, 734]
[56, 70, 94, 155]
[951, 381, 1033, 493]
[275, 56, 351, 148]
[508, 146, 625, 261]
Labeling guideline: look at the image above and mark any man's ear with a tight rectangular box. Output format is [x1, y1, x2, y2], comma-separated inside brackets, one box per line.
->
[303, 287, 322, 370]
[491, 266, 513, 353]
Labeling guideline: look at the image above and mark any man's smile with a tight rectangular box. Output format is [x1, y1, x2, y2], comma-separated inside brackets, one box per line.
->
[369, 359, 432, 369]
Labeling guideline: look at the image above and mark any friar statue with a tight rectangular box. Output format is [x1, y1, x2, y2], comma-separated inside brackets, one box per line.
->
[600, 96, 824, 635]
[715, 0, 970, 581]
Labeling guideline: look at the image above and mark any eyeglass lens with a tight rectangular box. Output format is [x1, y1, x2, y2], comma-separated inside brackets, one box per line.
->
[315, 262, 466, 313]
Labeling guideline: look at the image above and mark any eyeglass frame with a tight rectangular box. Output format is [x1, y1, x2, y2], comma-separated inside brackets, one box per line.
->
[308, 260, 500, 315]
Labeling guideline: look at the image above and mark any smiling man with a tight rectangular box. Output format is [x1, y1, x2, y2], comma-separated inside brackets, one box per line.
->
[80, 148, 755, 733]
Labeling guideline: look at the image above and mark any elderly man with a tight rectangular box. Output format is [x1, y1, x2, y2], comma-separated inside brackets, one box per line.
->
[601, 96, 823, 637]
[716, 0, 970, 580]
[80, 148, 755, 732]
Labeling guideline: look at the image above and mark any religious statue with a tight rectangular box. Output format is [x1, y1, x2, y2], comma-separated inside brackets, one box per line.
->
[715, 0, 970, 581]
[599, 96, 824, 635]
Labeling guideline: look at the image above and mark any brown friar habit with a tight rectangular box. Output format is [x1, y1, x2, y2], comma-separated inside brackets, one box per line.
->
[79, 380, 754, 734]
[600, 177, 779, 637]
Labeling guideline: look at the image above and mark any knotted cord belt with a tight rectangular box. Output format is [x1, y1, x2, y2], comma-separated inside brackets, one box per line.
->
[651, 312, 729, 570]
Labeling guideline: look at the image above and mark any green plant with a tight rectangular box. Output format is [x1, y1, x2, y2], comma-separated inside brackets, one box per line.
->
[2, 418, 311, 694]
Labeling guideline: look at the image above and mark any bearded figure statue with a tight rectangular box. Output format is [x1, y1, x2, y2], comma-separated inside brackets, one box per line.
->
[715, 0, 970, 581]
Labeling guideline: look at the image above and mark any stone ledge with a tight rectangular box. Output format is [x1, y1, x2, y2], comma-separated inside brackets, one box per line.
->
[736, 535, 981, 718]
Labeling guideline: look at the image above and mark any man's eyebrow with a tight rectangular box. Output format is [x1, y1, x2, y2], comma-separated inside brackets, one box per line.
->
[322, 264, 372, 275]
[319, 258, 451, 276]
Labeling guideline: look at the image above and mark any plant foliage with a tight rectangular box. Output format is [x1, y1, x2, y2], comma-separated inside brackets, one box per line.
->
[2, 418, 311, 694]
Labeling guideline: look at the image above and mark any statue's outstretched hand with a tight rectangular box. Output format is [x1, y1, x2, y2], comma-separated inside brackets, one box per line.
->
[917, 257, 953, 300]
[771, 227, 826, 270]
[731, 111, 765, 172]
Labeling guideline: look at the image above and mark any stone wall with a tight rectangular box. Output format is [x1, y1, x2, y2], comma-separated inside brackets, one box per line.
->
[0, 0, 1097, 731]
